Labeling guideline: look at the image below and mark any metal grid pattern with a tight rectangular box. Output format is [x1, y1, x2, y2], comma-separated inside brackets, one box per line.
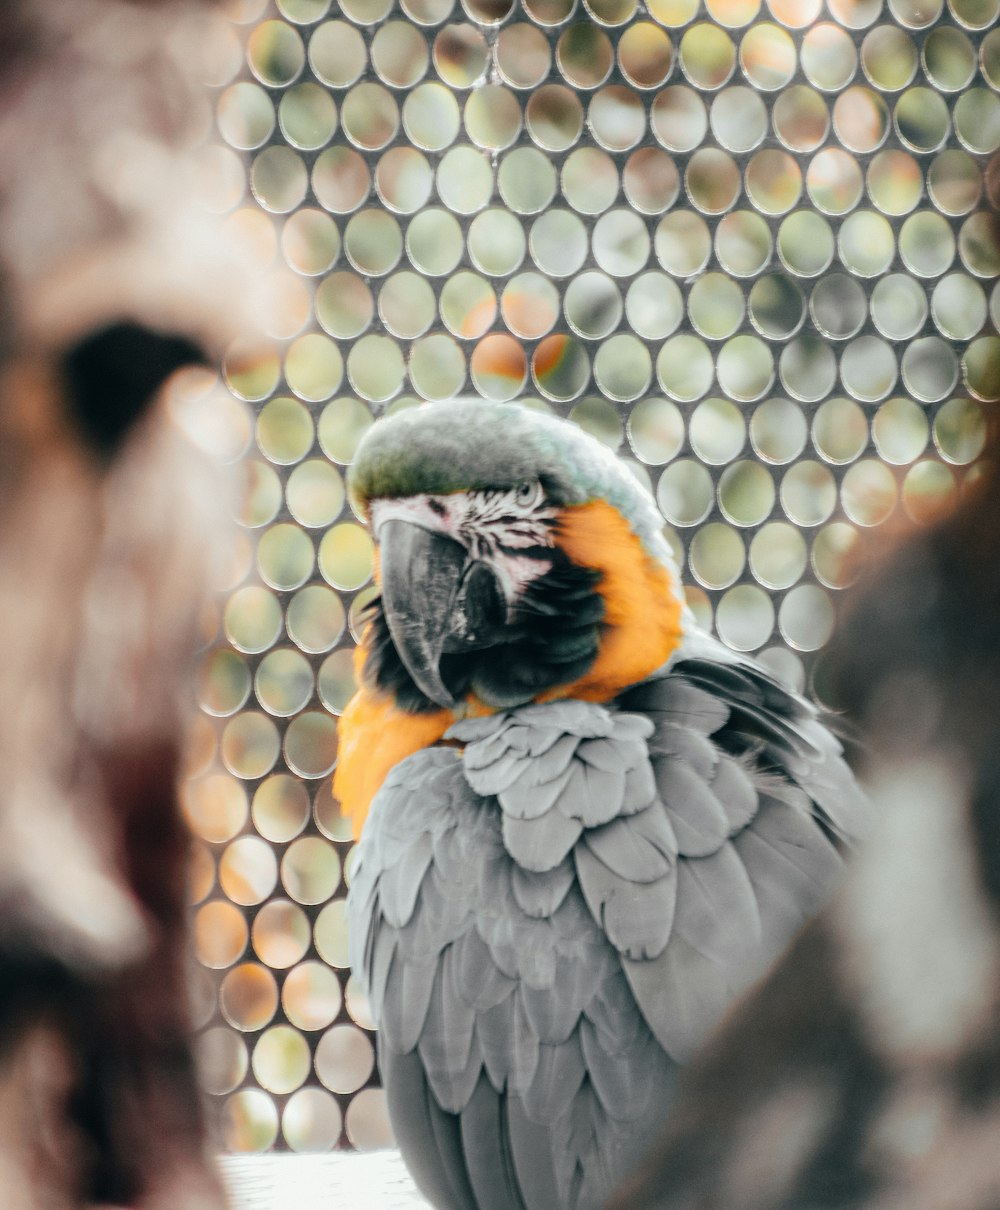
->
[181, 0, 1000, 1155]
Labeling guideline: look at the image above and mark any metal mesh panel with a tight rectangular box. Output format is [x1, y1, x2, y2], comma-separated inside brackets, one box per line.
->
[181, 0, 1000, 1154]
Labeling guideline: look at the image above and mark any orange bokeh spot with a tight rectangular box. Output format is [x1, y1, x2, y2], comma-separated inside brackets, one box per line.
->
[471, 333, 528, 383]
[533, 332, 571, 379]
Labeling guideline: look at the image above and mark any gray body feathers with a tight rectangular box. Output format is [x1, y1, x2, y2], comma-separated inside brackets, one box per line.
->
[349, 651, 866, 1210]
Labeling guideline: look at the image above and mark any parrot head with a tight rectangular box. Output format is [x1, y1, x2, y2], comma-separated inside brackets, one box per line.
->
[348, 399, 687, 713]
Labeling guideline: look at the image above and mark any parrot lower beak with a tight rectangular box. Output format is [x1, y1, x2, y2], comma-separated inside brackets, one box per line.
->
[377, 519, 505, 709]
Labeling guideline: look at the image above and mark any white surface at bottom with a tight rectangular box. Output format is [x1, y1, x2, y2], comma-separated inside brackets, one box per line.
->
[221, 1152, 431, 1209]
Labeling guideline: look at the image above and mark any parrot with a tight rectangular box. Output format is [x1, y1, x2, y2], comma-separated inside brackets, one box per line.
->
[336, 398, 869, 1210]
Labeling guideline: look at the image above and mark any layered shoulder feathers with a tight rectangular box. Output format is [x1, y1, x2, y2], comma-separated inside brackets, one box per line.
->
[349, 655, 867, 1209]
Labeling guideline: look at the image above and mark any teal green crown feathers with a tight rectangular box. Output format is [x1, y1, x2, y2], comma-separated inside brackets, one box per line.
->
[348, 398, 676, 573]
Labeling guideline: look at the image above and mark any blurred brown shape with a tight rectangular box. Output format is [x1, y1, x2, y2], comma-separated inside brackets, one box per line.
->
[613, 173, 1000, 1210]
[0, 2, 255, 1207]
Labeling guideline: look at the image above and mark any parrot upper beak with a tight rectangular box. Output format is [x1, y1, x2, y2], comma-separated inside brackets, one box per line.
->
[377, 519, 506, 709]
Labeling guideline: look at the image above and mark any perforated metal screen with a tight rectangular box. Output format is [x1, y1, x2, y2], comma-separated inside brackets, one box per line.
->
[180, 0, 1000, 1156]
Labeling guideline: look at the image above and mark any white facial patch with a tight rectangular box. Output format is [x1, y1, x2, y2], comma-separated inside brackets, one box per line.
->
[370, 485, 558, 608]
[370, 494, 463, 540]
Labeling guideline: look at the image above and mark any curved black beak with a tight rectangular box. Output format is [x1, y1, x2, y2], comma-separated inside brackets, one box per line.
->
[378, 519, 505, 709]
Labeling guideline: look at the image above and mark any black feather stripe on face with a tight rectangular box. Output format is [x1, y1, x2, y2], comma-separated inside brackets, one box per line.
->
[363, 548, 604, 713]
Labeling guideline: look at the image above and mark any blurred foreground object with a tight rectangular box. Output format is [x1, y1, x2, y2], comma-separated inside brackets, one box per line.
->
[0, 1, 262, 1206]
[613, 210, 1000, 1209]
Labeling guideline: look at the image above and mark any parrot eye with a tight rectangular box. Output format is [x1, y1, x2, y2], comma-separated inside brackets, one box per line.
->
[514, 480, 541, 507]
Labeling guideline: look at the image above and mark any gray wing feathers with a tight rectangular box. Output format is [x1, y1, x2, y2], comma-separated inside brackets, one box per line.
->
[577, 735, 638, 772]
[503, 808, 583, 873]
[612, 838, 765, 1056]
[506, 1096, 567, 1210]
[673, 842, 762, 967]
[452, 706, 658, 874]
[583, 970, 646, 1055]
[575, 836, 676, 960]
[662, 654, 869, 844]
[351, 743, 680, 1210]
[382, 946, 436, 1054]
[733, 791, 842, 958]
[459, 1076, 529, 1210]
[546, 1079, 663, 1210]
[623, 935, 733, 1063]
[654, 755, 732, 857]
[520, 958, 598, 1045]
[581, 804, 677, 882]
[520, 1035, 587, 1122]
[379, 1046, 478, 1210]
[648, 720, 717, 775]
[394, 871, 470, 962]
[367, 922, 394, 1026]
[624, 677, 732, 732]
[622, 759, 658, 817]
[452, 927, 517, 1011]
[498, 764, 574, 820]
[417, 952, 481, 1113]
[609, 659, 866, 1065]
[567, 761, 628, 828]
[572, 786, 678, 964]
[511, 859, 575, 918]
[712, 752, 760, 833]
[579, 1016, 675, 1123]
[351, 662, 865, 1208]
[378, 830, 434, 927]
[475, 992, 539, 1092]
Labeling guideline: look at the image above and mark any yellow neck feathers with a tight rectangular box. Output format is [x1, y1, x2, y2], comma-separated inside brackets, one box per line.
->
[333, 499, 683, 838]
